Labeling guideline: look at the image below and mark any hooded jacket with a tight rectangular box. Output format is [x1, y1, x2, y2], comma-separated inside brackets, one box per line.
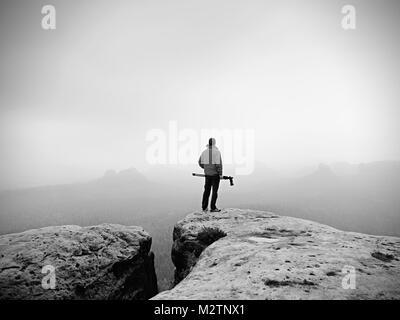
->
[198, 145, 223, 176]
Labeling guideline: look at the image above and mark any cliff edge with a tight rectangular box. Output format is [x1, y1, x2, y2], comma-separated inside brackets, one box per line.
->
[154, 208, 400, 299]
[0, 224, 158, 299]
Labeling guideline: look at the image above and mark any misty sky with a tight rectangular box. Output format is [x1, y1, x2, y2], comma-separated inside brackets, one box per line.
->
[1, 0, 400, 189]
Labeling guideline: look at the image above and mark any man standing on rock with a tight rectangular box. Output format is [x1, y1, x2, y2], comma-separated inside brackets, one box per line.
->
[198, 138, 222, 213]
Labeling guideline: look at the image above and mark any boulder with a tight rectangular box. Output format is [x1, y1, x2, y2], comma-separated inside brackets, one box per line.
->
[153, 208, 400, 299]
[0, 224, 158, 299]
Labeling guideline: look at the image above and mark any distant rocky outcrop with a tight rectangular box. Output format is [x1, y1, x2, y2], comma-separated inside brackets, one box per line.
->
[153, 208, 400, 300]
[99, 168, 148, 185]
[0, 224, 158, 299]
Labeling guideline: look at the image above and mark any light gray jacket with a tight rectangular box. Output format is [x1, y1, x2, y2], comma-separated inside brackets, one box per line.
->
[198, 146, 223, 176]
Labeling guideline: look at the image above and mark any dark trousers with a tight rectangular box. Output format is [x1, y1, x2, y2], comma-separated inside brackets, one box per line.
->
[202, 175, 220, 210]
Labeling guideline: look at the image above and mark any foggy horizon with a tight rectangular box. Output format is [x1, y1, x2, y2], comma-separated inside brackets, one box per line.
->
[2, 159, 400, 192]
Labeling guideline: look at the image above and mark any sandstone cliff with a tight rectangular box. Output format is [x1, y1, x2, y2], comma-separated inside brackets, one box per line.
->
[154, 208, 400, 300]
[0, 224, 158, 299]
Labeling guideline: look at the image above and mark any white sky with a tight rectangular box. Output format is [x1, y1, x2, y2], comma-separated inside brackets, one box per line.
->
[1, 0, 400, 189]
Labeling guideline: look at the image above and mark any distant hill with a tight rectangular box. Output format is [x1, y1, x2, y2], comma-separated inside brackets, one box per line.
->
[0, 167, 194, 235]
[296, 163, 340, 191]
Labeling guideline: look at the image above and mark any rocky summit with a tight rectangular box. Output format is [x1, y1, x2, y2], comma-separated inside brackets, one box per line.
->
[0, 224, 158, 299]
[153, 208, 400, 300]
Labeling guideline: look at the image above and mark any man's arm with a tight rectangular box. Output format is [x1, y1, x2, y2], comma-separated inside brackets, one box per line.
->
[198, 156, 204, 169]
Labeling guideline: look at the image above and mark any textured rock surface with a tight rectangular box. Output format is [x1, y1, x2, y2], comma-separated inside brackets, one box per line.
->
[0, 224, 158, 299]
[154, 208, 400, 300]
